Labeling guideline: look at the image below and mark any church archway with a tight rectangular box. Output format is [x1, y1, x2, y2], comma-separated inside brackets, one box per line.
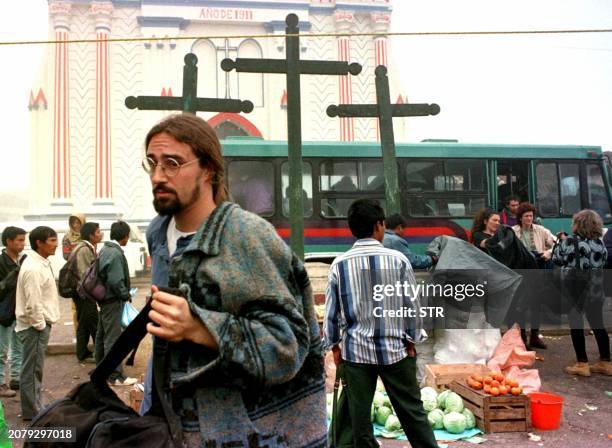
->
[208, 113, 263, 139]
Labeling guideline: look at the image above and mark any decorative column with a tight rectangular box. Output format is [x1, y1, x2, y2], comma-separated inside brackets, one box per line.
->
[49, 1, 72, 203]
[91, 2, 114, 203]
[335, 12, 355, 142]
[371, 12, 390, 141]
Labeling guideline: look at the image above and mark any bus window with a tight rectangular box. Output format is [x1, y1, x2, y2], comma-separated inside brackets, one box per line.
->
[559, 163, 581, 216]
[446, 160, 484, 191]
[404, 159, 485, 217]
[535, 163, 560, 217]
[281, 162, 313, 217]
[586, 164, 612, 220]
[321, 198, 387, 218]
[405, 161, 443, 192]
[320, 161, 358, 191]
[228, 161, 275, 216]
[360, 161, 384, 191]
[497, 161, 529, 209]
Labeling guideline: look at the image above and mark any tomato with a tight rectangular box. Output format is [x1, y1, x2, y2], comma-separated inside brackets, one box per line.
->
[490, 387, 500, 396]
[491, 380, 500, 388]
[483, 376, 493, 385]
[483, 385, 492, 394]
[494, 373, 505, 383]
[499, 385, 509, 395]
[511, 387, 521, 396]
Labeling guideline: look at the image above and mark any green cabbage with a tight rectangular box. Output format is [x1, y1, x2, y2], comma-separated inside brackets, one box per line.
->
[375, 406, 393, 426]
[443, 411, 467, 434]
[420, 387, 438, 402]
[462, 408, 476, 429]
[381, 395, 393, 409]
[384, 414, 402, 432]
[444, 392, 464, 413]
[371, 404, 376, 422]
[437, 389, 451, 409]
[373, 392, 386, 409]
[422, 397, 437, 412]
[427, 409, 445, 430]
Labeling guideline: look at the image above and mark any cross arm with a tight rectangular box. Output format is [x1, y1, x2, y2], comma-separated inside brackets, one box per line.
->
[327, 103, 440, 118]
[221, 58, 361, 76]
[125, 96, 186, 111]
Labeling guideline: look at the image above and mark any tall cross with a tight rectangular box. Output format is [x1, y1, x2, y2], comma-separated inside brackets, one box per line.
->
[125, 53, 253, 114]
[327, 65, 440, 215]
[221, 14, 362, 259]
[218, 38, 238, 99]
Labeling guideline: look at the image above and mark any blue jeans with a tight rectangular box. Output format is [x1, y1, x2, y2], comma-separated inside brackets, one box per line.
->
[0, 322, 22, 384]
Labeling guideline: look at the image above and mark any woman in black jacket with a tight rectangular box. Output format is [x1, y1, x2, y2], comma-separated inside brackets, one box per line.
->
[553, 209, 611, 377]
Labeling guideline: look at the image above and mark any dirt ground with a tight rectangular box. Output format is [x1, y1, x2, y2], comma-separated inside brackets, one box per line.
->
[1, 275, 610, 447]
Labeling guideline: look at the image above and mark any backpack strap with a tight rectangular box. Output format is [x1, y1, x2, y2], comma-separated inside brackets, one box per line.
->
[89, 296, 183, 447]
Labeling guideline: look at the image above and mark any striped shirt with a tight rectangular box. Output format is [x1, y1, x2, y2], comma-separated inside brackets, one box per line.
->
[323, 238, 427, 365]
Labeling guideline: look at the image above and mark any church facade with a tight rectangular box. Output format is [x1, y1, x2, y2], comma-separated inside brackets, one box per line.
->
[29, 0, 406, 225]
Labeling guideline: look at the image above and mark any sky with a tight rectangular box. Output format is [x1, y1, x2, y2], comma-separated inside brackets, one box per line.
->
[0, 0, 611, 194]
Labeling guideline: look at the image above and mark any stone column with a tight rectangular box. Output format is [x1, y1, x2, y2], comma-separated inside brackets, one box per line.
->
[91, 1, 114, 203]
[49, 1, 72, 204]
[335, 11, 355, 142]
[371, 12, 390, 141]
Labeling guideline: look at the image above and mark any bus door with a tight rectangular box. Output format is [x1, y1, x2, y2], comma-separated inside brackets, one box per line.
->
[496, 160, 530, 210]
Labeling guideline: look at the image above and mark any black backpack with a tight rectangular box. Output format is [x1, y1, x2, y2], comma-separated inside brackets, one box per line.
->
[58, 245, 88, 298]
[24, 295, 183, 448]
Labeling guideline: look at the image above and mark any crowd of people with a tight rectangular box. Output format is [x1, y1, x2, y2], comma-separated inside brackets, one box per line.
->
[0, 219, 137, 421]
[0, 113, 609, 447]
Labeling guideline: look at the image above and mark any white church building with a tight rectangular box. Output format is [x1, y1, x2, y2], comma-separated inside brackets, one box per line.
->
[28, 0, 408, 226]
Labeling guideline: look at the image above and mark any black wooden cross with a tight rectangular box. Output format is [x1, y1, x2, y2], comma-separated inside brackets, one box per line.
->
[221, 13, 362, 259]
[327, 65, 440, 215]
[125, 53, 253, 114]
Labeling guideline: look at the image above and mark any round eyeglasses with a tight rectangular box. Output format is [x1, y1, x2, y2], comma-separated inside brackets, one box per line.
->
[141, 157, 200, 177]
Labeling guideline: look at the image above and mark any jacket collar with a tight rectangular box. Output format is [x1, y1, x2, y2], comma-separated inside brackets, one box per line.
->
[183, 202, 237, 256]
[353, 238, 383, 248]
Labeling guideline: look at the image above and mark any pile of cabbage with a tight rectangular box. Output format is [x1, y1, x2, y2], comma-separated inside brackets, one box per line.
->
[326, 384, 475, 437]
[421, 387, 476, 434]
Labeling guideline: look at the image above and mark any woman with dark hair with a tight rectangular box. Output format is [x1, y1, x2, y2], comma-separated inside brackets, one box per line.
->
[471, 208, 501, 250]
[512, 202, 556, 349]
[553, 209, 611, 376]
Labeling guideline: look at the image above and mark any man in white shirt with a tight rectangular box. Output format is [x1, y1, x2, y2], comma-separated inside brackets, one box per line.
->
[15, 226, 60, 421]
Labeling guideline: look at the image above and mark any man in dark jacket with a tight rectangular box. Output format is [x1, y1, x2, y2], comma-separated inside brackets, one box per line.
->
[0, 226, 26, 397]
[94, 221, 137, 386]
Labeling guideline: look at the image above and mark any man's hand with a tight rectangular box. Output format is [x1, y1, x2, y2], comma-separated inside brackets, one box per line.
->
[332, 345, 342, 368]
[147, 285, 218, 350]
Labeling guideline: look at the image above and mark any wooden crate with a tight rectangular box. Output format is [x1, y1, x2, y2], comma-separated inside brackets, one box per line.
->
[424, 363, 489, 392]
[449, 380, 531, 433]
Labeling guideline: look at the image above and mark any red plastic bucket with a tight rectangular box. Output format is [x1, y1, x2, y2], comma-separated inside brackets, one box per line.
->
[529, 392, 564, 430]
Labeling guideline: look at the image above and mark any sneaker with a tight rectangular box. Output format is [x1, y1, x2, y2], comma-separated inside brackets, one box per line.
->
[590, 360, 612, 376]
[564, 362, 591, 377]
[0, 384, 16, 398]
[9, 379, 19, 390]
[110, 376, 138, 386]
[78, 356, 96, 364]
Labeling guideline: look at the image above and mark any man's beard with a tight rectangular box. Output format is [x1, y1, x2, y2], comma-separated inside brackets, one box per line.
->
[152, 181, 201, 216]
